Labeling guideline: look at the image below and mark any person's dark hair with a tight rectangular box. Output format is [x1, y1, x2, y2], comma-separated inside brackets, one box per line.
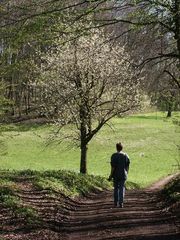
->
[116, 142, 123, 152]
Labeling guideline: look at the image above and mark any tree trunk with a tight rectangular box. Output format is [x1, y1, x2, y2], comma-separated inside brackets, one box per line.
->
[79, 106, 88, 174]
[174, 0, 180, 64]
[80, 144, 88, 174]
[167, 110, 172, 118]
[167, 104, 172, 117]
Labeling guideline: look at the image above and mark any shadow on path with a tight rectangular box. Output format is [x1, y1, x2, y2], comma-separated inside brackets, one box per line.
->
[0, 176, 179, 240]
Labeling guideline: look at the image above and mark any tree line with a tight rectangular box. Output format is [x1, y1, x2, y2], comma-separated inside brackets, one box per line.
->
[0, 0, 179, 118]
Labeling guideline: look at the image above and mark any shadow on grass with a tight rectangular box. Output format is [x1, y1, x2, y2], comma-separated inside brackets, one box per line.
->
[0, 123, 49, 132]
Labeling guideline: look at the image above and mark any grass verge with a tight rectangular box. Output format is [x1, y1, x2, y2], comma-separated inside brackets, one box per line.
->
[0, 169, 112, 198]
[162, 174, 180, 203]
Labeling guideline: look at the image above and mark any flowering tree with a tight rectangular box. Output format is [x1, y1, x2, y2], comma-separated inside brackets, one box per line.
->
[41, 31, 140, 174]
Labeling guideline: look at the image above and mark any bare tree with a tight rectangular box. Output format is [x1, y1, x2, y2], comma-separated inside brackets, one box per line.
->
[40, 30, 140, 174]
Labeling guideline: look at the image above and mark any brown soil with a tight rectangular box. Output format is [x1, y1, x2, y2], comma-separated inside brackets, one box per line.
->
[0, 176, 179, 240]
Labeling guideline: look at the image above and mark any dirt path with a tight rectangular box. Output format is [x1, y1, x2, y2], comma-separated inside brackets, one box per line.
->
[0, 175, 179, 240]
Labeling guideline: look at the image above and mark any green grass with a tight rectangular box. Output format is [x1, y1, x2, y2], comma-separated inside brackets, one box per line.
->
[0, 169, 111, 197]
[0, 112, 179, 188]
[30, 169, 111, 196]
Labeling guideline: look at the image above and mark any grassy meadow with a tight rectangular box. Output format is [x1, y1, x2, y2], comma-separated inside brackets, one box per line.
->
[0, 112, 179, 188]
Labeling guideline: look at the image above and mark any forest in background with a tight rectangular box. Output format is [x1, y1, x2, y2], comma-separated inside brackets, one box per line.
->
[0, 0, 179, 120]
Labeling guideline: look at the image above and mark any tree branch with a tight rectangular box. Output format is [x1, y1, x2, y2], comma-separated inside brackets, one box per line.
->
[164, 70, 180, 89]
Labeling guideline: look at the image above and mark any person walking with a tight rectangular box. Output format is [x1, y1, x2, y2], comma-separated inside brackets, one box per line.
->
[108, 142, 130, 208]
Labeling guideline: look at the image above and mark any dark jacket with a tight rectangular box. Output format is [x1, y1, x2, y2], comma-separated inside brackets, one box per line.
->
[111, 152, 130, 180]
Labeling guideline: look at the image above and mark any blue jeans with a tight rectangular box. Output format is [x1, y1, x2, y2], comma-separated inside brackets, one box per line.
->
[113, 179, 125, 205]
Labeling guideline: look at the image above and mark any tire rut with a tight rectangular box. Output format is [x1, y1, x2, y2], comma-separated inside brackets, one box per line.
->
[59, 190, 179, 240]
